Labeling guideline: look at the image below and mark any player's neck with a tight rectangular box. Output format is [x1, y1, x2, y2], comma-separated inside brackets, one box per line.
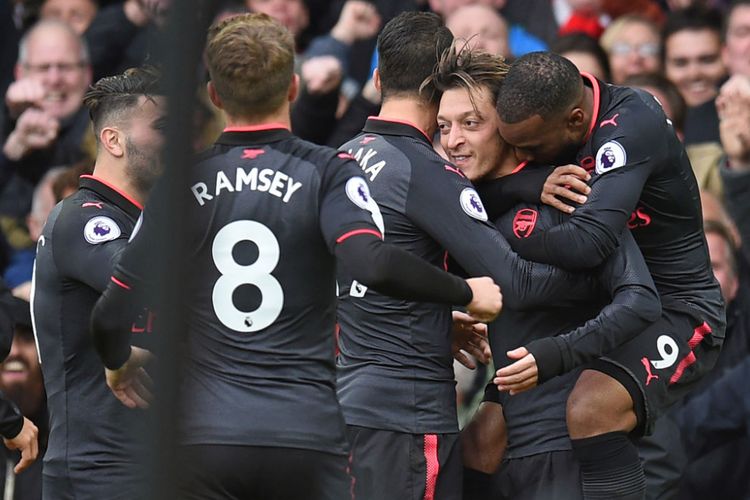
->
[223, 106, 292, 131]
[91, 159, 146, 207]
[378, 97, 437, 138]
[491, 141, 521, 178]
[579, 86, 596, 142]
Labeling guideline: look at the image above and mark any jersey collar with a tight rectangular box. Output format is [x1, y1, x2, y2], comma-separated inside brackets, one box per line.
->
[216, 125, 293, 146]
[362, 117, 433, 145]
[79, 175, 142, 219]
[581, 72, 612, 143]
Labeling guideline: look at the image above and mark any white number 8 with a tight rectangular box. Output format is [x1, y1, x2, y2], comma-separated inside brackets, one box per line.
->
[212, 220, 283, 332]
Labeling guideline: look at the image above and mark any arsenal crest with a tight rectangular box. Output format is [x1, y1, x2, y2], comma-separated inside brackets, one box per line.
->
[513, 209, 538, 238]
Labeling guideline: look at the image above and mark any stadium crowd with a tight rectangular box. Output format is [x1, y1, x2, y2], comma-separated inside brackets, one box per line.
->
[0, 0, 748, 499]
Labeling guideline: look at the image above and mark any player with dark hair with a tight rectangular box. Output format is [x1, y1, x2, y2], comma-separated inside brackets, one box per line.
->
[30, 65, 165, 500]
[89, 14, 502, 500]
[336, 14, 631, 500]
[492, 51, 725, 500]
[432, 42, 666, 500]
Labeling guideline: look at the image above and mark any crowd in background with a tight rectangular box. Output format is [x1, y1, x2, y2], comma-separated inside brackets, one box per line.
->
[0, 0, 749, 498]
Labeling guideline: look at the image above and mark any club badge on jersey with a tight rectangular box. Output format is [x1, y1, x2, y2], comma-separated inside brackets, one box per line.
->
[460, 187, 488, 221]
[595, 140, 627, 175]
[345, 176, 385, 235]
[84, 216, 121, 244]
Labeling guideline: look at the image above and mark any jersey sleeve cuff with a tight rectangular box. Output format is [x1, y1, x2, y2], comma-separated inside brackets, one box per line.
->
[525, 337, 565, 384]
[335, 228, 382, 244]
[0, 398, 23, 439]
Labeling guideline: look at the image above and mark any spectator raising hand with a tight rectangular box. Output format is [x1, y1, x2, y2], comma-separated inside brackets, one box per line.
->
[718, 75, 750, 168]
[331, 0, 381, 45]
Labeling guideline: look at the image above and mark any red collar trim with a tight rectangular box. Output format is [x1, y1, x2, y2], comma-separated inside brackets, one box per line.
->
[223, 123, 290, 132]
[511, 161, 529, 174]
[581, 72, 600, 143]
[368, 116, 432, 143]
[80, 175, 143, 210]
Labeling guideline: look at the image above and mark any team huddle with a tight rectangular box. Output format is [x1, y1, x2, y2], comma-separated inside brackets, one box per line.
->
[26, 10, 724, 500]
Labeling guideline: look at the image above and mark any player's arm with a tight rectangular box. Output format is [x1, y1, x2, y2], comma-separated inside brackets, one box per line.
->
[510, 118, 666, 270]
[495, 231, 661, 393]
[335, 232, 501, 322]
[321, 159, 502, 321]
[406, 160, 600, 311]
[0, 396, 38, 473]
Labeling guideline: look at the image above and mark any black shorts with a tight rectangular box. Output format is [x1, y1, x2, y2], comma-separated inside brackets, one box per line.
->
[593, 302, 723, 436]
[463, 450, 583, 500]
[177, 444, 351, 500]
[346, 425, 461, 500]
[43, 464, 145, 500]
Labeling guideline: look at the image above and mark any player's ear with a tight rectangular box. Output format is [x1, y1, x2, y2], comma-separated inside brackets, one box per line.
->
[567, 106, 586, 132]
[207, 81, 223, 110]
[100, 127, 125, 158]
[288, 73, 299, 102]
[373, 68, 381, 93]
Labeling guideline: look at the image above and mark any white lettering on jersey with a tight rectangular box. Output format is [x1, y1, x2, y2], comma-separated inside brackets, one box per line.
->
[83, 216, 121, 244]
[191, 167, 303, 206]
[595, 140, 627, 175]
[460, 188, 488, 221]
[350, 147, 386, 181]
[345, 176, 385, 234]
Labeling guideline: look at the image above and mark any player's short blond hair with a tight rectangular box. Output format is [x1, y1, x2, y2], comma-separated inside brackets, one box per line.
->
[205, 13, 294, 118]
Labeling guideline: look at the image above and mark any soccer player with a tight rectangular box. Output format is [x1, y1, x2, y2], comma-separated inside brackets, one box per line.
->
[490, 52, 725, 499]
[90, 14, 502, 500]
[30, 66, 165, 499]
[431, 43, 664, 500]
[335, 13, 623, 500]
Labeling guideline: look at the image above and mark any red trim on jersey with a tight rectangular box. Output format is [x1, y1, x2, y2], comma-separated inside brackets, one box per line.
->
[443, 251, 449, 272]
[423, 434, 439, 500]
[111, 276, 131, 290]
[347, 449, 357, 500]
[223, 123, 289, 132]
[581, 72, 601, 143]
[511, 161, 529, 174]
[368, 116, 432, 143]
[80, 175, 143, 210]
[336, 229, 382, 244]
[670, 322, 712, 384]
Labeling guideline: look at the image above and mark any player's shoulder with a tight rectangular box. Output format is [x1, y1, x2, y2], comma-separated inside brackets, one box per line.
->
[595, 84, 670, 142]
[53, 189, 132, 249]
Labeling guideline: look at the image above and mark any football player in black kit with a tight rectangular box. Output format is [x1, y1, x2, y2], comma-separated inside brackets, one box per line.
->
[89, 14, 502, 500]
[430, 43, 666, 500]
[486, 52, 725, 500]
[335, 13, 654, 500]
[31, 66, 165, 499]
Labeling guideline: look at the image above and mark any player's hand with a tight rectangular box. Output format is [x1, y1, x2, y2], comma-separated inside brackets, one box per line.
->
[331, 0, 381, 45]
[3, 108, 60, 161]
[4, 78, 46, 119]
[3, 417, 38, 474]
[106, 346, 154, 409]
[541, 165, 591, 214]
[465, 277, 502, 323]
[451, 311, 492, 369]
[493, 347, 538, 395]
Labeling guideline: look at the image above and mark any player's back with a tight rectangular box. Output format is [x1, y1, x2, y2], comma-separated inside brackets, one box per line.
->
[177, 126, 352, 455]
[32, 178, 145, 493]
[337, 120, 458, 435]
[584, 78, 718, 303]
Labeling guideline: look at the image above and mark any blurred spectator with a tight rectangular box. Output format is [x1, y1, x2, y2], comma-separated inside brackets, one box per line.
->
[600, 14, 661, 84]
[0, 297, 47, 500]
[4, 166, 67, 302]
[1, 0, 21, 98]
[39, 0, 97, 35]
[446, 4, 511, 58]
[551, 33, 611, 80]
[428, 0, 506, 17]
[718, 73, 750, 263]
[662, 6, 727, 200]
[663, 7, 726, 141]
[722, 0, 750, 77]
[84, 0, 169, 81]
[246, 0, 310, 39]
[557, 0, 608, 40]
[1, 19, 92, 219]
